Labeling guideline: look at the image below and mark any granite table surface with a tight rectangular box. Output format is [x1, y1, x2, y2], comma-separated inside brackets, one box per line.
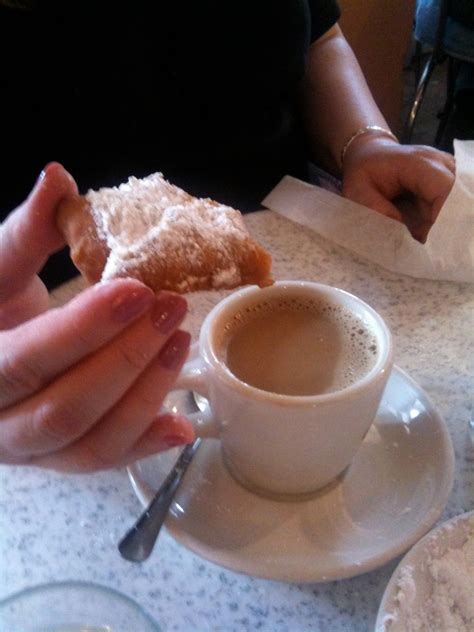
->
[1, 210, 472, 631]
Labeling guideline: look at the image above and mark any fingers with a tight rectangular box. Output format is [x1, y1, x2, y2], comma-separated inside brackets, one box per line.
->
[0, 279, 155, 408]
[342, 143, 456, 239]
[0, 292, 188, 460]
[0, 162, 78, 299]
[395, 147, 455, 223]
[408, 218, 432, 244]
[429, 147, 456, 174]
[393, 194, 434, 243]
[32, 337, 194, 472]
[33, 413, 194, 473]
[342, 179, 404, 223]
[394, 149, 454, 240]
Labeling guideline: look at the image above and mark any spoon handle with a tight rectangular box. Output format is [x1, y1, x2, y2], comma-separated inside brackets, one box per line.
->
[119, 438, 202, 562]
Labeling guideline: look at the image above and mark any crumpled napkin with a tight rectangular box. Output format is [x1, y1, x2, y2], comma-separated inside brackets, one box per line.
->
[262, 140, 474, 283]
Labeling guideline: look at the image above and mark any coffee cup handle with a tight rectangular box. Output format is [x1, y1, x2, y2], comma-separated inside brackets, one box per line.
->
[170, 342, 218, 439]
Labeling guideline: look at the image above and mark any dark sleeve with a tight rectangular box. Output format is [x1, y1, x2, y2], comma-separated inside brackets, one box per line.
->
[307, 0, 341, 42]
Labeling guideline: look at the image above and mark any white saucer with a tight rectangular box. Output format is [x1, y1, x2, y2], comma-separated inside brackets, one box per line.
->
[128, 366, 454, 583]
[375, 511, 474, 631]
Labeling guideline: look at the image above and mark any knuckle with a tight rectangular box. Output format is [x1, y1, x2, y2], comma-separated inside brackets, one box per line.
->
[64, 320, 85, 353]
[0, 351, 43, 402]
[33, 399, 79, 448]
[413, 145, 438, 163]
[67, 310, 95, 349]
[140, 391, 161, 409]
[117, 339, 151, 372]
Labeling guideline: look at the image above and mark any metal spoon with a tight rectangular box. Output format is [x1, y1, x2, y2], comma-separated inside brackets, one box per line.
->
[119, 438, 201, 562]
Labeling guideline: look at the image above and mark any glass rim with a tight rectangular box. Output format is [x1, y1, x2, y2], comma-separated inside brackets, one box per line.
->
[0, 580, 160, 631]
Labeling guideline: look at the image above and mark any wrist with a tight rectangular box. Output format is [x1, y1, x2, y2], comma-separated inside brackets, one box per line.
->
[340, 125, 399, 169]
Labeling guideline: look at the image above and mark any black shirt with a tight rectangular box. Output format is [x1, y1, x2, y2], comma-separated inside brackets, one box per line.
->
[0, 0, 340, 285]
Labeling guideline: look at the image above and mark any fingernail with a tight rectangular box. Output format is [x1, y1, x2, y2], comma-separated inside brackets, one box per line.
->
[158, 330, 191, 370]
[160, 433, 190, 449]
[152, 292, 187, 335]
[111, 286, 154, 323]
[29, 169, 47, 196]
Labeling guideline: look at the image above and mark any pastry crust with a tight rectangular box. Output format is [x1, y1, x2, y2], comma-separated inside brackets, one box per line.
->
[56, 173, 273, 293]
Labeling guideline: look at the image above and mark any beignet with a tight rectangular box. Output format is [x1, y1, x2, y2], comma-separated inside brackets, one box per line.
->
[57, 173, 273, 293]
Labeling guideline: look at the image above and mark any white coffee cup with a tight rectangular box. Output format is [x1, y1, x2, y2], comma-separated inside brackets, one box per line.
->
[172, 281, 393, 498]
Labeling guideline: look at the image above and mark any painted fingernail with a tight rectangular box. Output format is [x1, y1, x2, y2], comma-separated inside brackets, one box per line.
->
[158, 330, 191, 370]
[111, 286, 154, 323]
[28, 169, 47, 197]
[160, 433, 190, 449]
[152, 292, 187, 335]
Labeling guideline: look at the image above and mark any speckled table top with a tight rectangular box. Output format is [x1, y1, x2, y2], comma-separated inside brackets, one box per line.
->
[1, 210, 472, 631]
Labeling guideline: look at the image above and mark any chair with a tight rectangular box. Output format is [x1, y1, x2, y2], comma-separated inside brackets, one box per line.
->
[403, 0, 474, 145]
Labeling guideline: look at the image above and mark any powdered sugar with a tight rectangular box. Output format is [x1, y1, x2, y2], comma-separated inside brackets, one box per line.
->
[380, 513, 474, 632]
[211, 265, 240, 287]
[85, 173, 254, 290]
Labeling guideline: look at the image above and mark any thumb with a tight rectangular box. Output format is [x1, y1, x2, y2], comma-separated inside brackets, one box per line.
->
[0, 162, 78, 299]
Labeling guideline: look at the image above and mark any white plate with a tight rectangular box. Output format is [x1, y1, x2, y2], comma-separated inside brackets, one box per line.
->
[128, 366, 454, 583]
[375, 511, 474, 631]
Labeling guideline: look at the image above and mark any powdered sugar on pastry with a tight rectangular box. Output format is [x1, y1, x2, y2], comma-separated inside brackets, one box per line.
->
[58, 172, 272, 293]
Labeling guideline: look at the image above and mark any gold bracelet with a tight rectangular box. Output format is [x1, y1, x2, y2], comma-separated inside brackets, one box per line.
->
[340, 125, 399, 167]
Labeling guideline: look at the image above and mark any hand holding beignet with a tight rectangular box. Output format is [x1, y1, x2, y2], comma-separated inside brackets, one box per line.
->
[57, 173, 273, 293]
[0, 163, 195, 472]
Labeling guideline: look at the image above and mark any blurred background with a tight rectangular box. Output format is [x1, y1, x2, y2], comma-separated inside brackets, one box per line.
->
[339, 0, 474, 151]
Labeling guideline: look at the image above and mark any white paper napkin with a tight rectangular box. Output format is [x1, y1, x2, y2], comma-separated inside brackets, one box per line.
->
[262, 140, 474, 283]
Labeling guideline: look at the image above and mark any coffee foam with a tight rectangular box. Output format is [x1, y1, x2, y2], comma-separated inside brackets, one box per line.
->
[218, 296, 379, 394]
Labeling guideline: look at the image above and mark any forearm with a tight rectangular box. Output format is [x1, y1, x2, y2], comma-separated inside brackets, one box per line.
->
[301, 25, 391, 175]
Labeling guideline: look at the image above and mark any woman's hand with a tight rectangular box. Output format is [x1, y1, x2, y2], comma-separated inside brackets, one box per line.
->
[302, 25, 455, 242]
[0, 163, 194, 472]
[342, 137, 456, 242]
